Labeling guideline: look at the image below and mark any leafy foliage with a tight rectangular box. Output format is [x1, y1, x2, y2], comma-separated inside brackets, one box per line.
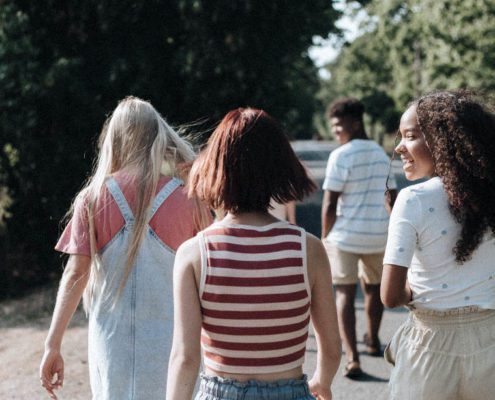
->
[0, 1, 340, 297]
[320, 0, 495, 141]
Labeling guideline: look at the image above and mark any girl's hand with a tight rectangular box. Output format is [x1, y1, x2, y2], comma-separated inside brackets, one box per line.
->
[40, 349, 64, 399]
[39, 255, 90, 399]
[308, 377, 332, 400]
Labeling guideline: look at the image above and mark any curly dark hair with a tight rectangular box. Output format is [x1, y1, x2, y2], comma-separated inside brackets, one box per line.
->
[327, 97, 365, 121]
[414, 90, 495, 263]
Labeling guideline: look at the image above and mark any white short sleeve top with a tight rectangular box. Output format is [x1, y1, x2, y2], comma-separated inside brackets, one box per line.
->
[384, 177, 495, 310]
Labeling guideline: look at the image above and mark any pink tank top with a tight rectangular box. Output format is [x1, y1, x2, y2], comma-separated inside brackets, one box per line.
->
[198, 221, 311, 374]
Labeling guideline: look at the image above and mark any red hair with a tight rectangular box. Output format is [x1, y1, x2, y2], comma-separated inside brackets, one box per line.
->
[189, 108, 316, 213]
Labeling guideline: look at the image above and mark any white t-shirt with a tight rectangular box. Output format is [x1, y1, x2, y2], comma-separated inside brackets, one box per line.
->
[323, 139, 396, 254]
[384, 177, 495, 310]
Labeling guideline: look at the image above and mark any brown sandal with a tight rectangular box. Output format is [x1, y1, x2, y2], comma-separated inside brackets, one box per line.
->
[343, 360, 363, 378]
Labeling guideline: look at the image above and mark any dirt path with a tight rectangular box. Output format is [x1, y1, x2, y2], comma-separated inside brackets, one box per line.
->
[1, 286, 405, 400]
[0, 287, 91, 400]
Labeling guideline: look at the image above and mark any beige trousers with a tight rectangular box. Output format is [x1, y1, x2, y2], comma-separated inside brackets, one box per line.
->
[385, 306, 495, 400]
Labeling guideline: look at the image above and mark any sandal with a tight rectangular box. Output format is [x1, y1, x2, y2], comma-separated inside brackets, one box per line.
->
[363, 333, 382, 357]
[343, 360, 363, 378]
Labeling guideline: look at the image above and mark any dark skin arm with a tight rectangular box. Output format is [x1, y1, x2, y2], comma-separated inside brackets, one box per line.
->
[321, 190, 341, 239]
[381, 264, 412, 308]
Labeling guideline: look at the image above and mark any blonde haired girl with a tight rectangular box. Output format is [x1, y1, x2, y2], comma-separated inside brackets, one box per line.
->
[40, 97, 210, 400]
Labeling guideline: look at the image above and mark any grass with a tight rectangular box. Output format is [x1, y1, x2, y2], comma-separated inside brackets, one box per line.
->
[0, 284, 86, 329]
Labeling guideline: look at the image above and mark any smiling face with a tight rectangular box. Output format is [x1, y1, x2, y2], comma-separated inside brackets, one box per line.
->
[396, 105, 435, 181]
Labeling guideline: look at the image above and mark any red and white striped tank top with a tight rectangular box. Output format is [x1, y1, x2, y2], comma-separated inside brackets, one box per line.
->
[198, 221, 311, 374]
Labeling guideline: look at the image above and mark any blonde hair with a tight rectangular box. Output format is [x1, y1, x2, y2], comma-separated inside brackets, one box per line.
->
[69, 96, 196, 312]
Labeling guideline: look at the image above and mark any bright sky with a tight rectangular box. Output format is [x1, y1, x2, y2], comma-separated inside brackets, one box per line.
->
[308, 1, 367, 79]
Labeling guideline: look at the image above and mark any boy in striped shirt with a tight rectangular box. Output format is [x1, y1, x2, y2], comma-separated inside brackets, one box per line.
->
[321, 97, 397, 378]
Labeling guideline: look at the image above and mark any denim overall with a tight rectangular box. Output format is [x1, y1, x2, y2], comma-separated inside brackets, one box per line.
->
[88, 176, 181, 400]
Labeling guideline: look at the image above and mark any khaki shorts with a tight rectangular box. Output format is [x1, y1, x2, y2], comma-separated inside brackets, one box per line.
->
[323, 242, 383, 285]
[385, 306, 495, 400]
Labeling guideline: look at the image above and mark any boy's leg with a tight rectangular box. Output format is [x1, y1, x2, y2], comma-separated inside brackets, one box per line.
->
[359, 253, 385, 353]
[323, 243, 361, 366]
[335, 284, 359, 363]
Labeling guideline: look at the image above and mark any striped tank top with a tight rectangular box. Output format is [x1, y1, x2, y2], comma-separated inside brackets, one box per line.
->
[198, 221, 311, 374]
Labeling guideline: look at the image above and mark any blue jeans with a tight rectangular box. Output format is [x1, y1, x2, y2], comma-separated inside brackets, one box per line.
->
[195, 373, 316, 400]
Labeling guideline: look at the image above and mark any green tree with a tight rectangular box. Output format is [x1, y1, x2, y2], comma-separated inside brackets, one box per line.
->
[320, 0, 495, 140]
[0, 1, 340, 297]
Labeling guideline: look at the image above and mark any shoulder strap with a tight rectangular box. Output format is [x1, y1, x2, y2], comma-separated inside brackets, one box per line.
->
[197, 231, 208, 300]
[299, 227, 311, 298]
[148, 177, 183, 220]
[105, 177, 134, 224]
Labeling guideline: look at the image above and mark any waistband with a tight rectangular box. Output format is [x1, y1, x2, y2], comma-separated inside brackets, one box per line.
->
[198, 373, 313, 400]
[410, 306, 495, 326]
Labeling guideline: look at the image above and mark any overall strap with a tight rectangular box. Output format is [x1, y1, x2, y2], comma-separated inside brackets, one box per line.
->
[148, 177, 183, 221]
[105, 177, 134, 224]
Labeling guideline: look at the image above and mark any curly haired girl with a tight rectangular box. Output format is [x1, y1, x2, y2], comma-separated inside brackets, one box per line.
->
[381, 90, 495, 400]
